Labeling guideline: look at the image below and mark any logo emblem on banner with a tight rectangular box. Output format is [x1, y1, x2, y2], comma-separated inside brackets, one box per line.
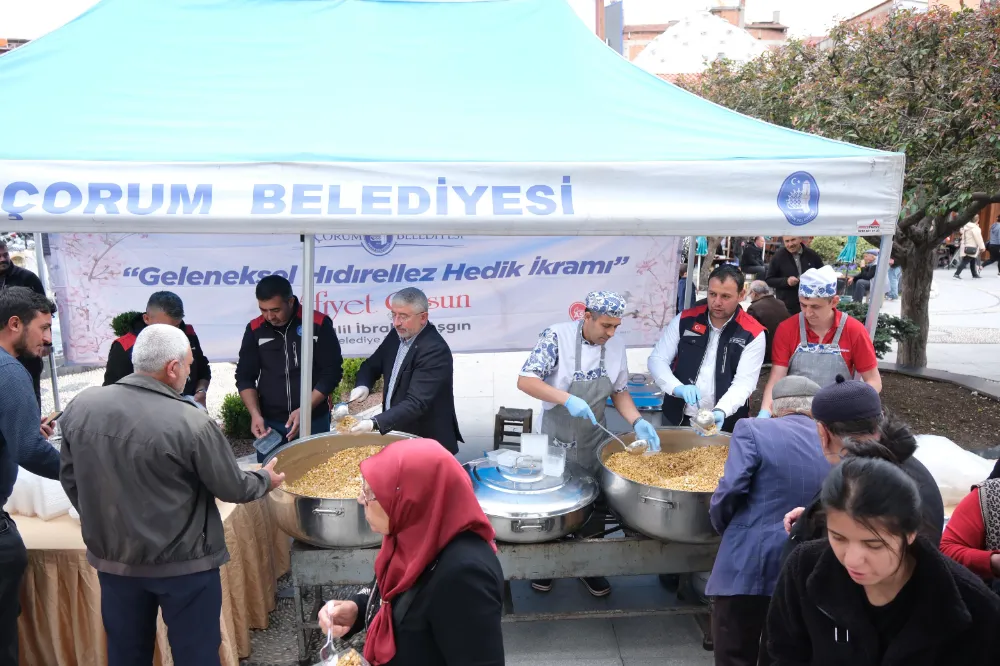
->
[361, 235, 396, 256]
[777, 171, 820, 226]
[569, 302, 587, 321]
[857, 219, 882, 234]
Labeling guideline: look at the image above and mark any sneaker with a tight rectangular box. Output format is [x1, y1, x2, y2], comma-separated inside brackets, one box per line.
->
[580, 576, 611, 597]
[530, 579, 553, 592]
[954, 274, 962, 279]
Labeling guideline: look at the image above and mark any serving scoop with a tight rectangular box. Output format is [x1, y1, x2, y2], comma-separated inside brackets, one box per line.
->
[594, 421, 649, 456]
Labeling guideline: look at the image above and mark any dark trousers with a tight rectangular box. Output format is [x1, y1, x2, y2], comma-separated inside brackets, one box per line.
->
[983, 244, 1000, 271]
[0, 515, 28, 666]
[955, 254, 980, 277]
[712, 595, 772, 666]
[98, 568, 223, 666]
[851, 279, 871, 303]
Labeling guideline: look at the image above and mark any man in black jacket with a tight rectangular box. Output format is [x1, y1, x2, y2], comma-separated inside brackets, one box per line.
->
[740, 236, 766, 277]
[103, 292, 211, 407]
[235, 276, 343, 461]
[764, 236, 825, 314]
[0, 242, 52, 408]
[847, 249, 878, 303]
[348, 288, 462, 454]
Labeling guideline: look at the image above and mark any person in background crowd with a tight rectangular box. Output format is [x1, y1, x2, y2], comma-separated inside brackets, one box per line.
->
[781, 377, 944, 564]
[0, 288, 61, 666]
[707, 376, 829, 666]
[318, 440, 504, 666]
[939, 465, 1000, 594]
[518, 290, 660, 597]
[103, 291, 211, 407]
[740, 236, 766, 277]
[886, 252, 902, 301]
[846, 249, 879, 304]
[348, 288, 462, 454]
[768, 455, 1000, 666]
[764, 236, 824, 315]
[677, 265, 691, 315]
[60, 324, 283, 666]
[746, 280, 789, 365]
[954, 215, 986, 279]
[0, 241, 53, 409]
[801, 237, 814, 246]
[650, 265, 766, 434]
[759, 266, 880, 417]
[981, 214, 1000, 276]
[235, 275, 343, 462]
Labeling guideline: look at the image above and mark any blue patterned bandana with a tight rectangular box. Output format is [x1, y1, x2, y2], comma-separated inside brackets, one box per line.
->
[798, 266, 839, 299]
[585, 290, 627, 317]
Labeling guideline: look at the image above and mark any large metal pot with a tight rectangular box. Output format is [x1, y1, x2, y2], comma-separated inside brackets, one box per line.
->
[598, 427, 730, 545]
[465, 455, 598, 544]
[265, 430, 415, 549]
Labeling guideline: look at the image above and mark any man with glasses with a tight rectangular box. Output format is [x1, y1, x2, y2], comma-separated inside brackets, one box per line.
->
[348, 288, 462, 454]
[235, 275, 343, 461]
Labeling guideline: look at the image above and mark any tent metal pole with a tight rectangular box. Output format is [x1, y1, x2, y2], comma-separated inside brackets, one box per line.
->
[298, 234, 315, 438]
[33, 233, 61, 411]
[684, 235, 695, 311]
[864, 233, 894, 341]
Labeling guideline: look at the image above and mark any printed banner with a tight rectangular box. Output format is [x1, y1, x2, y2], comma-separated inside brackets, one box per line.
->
[47, 233, 682, 364]
[3, 158, 901, 235]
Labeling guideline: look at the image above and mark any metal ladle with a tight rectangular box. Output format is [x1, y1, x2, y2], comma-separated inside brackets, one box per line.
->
[595, 421, 649, 456]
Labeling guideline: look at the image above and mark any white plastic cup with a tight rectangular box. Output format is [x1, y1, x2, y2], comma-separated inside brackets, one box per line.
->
[520, 433, 549, 459]
[543, 446, 566, 477]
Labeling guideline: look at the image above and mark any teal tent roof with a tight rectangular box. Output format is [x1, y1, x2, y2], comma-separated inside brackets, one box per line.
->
[0, 0, 887, 164]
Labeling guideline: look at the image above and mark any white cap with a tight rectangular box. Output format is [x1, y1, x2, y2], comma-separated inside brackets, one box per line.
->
[799, 266, 840, 298]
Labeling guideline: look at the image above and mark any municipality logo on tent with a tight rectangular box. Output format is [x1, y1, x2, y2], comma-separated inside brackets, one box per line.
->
[361, 235, 396, 256]
[777, 171, 820, 226]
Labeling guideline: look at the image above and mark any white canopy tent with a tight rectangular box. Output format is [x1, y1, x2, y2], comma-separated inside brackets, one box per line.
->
[0, 0, 902, 434]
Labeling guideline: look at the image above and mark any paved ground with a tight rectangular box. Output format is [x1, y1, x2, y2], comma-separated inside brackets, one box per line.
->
[36, 266, 1000, 665]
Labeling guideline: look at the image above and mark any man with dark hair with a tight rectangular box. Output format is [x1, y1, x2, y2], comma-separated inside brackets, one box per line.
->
[764, 236, 824, 314]
[650, 264, 766, 433]
[740, 236, 766, 277]
[236, 275, 343, 461]
[0, 241, 53, 408]
[103, 291, 211, 406]
[0, 287, 61, 665]
[348, 288, 463, 453]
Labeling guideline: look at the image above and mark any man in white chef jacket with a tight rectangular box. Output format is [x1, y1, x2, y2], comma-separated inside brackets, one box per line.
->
[517, 290, 659, 598]
[649, 265, 766, 435]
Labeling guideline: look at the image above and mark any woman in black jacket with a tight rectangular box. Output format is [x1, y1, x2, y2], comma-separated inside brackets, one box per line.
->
[768, 454, 1000, 666]
[317, 439, 504, 666]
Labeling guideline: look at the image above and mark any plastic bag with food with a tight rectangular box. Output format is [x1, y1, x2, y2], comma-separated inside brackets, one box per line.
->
[314, 631, 370, 666]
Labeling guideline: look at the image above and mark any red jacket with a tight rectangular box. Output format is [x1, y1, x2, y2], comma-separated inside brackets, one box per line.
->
[940, 487, 999, 579]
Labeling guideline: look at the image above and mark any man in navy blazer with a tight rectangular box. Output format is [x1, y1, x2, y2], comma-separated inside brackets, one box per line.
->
[706, 376, 829, 666]
[348, 288, 462, 454]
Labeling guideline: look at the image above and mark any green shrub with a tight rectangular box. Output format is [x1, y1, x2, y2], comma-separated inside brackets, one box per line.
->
[808, 237, 877, 266]
[220, 393, 252, 439]
[838, 301, 919, 359]
[336, 357, 364, 399]
[111, 311, 142, 337]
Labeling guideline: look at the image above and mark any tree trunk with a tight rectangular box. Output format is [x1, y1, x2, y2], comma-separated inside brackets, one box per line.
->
[698, 237, 724, 286]
[896, 241, 935, 367]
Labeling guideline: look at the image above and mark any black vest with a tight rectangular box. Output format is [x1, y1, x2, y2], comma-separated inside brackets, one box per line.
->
[661, 306, 760, 431]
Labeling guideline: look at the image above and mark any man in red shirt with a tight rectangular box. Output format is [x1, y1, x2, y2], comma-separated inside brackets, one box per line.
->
[759, 266, 881, 417]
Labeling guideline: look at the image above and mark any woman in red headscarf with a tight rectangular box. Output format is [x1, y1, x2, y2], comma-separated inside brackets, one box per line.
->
[318, 439, 504, 666]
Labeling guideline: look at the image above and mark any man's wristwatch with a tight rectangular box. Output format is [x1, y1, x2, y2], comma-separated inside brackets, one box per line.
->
[370, 415, 379, 432]
[194, 389, 207, 397]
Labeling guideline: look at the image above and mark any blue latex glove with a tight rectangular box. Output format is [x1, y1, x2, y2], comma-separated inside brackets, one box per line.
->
[713, 409, 725, 430]
[757, 409, 771, 419]
[563, 395, 597, 425]
[634, 419, 660, 452]
[672, 384, 701, 406]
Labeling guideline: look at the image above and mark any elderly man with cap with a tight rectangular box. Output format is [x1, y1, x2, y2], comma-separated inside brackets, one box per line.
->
[746, 280, 790, 365]
[782, 376, 944, 564]
[759, 266, 881, 418]
[706, 376, 830, 666]
[846, 248, 879, 304]
[518, 290, 659, 597]
[649, 265, 767, 435]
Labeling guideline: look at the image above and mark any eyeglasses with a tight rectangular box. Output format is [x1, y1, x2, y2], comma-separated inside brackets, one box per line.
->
[359, 481, 377, 506]
[387, 310, 427, 323]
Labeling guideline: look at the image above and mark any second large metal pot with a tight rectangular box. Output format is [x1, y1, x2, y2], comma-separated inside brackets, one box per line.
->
[265, 430, 415, 549]
[598, 427, 729, 545]
[465, 455, 598, 543]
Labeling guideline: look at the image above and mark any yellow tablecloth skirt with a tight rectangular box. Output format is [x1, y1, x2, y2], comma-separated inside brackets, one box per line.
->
[16, 498, 290, 666]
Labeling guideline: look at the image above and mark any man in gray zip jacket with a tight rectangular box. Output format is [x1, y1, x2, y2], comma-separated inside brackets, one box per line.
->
[59, 324, 284, 666]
